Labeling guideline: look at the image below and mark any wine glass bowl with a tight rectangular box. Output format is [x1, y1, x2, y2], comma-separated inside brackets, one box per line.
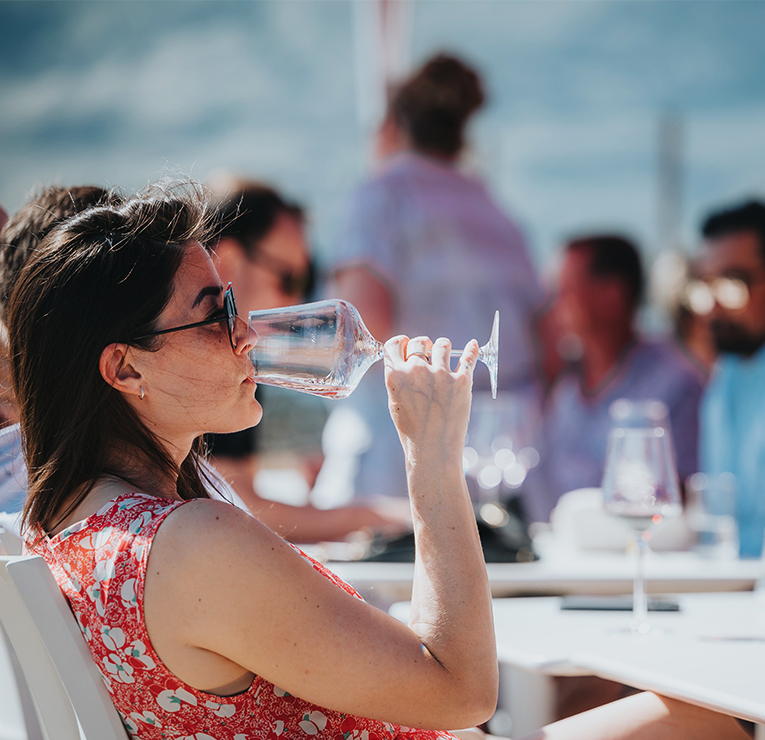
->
[247, 300, 382, 399]
[602, 427, 682, 524]
[247, 300, 500, 400]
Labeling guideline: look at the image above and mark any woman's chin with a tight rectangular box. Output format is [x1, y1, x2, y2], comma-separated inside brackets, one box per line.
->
[211, 401, 263, 437]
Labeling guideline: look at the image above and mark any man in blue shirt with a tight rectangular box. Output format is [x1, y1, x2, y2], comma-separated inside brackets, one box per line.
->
[697, 200, 765, 557]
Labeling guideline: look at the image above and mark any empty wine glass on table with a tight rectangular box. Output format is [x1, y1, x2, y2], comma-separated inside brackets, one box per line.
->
[247, 299, 500, 399]
[601, 400, 682, 634]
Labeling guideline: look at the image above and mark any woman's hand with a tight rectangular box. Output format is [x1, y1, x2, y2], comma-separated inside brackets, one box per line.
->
[384, 335, 479, 468]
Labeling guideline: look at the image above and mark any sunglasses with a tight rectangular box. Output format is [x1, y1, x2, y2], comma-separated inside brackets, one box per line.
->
[684, 278, 749, 315]
[130, 283, 239, 349]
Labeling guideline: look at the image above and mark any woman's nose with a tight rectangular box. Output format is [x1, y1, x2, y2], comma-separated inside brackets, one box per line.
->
[232, 315, 256, 355]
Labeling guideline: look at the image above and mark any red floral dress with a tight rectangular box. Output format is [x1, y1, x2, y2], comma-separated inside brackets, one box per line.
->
[27, 492, 457, 740]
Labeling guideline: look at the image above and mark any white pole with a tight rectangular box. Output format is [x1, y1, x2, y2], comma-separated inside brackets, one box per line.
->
[352, 0, 412, 134]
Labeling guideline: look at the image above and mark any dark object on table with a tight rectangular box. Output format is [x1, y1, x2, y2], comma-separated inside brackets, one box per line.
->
[363, 499, 537, 563]
[560, 595, 680, 612]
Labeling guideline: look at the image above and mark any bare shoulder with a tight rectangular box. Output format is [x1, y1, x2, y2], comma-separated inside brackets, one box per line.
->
[153, 497, 297, 565]
[148, 498, 334, 601]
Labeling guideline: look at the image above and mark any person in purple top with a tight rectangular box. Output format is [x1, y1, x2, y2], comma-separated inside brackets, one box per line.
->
[328, 53, 542, 502]
[533, 235, 705, 522]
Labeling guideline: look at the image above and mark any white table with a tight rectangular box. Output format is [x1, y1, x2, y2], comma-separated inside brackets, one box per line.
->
[391, 592, 765, 736]
[326, 551, 763, 607]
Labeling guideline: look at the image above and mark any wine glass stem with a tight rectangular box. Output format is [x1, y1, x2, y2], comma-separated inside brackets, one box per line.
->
[633, 532, 649, 631]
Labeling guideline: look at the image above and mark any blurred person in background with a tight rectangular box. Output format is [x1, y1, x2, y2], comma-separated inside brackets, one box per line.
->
[533, 235, 704, 522]
[208, 177, 405, 541]
[328, 52, 542, 506]
[0, 186, 118, 529]
[695, 200, 765, 557]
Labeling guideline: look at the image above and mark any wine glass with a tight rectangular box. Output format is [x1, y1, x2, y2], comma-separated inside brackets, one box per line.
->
[601, 418, 682, 634]
[247, 299, 500, 400]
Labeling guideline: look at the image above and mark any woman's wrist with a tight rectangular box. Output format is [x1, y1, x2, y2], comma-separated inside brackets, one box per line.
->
[405, 459, 469, 502]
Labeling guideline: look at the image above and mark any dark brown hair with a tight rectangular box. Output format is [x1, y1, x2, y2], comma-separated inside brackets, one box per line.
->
[702, 199, 765, 263]
[213, 180, 304, 260]
[0, 185, 117, 324]
[566, 234, 645, 311]
[390, 53, 485, 158]
[7, 181, 216, 535]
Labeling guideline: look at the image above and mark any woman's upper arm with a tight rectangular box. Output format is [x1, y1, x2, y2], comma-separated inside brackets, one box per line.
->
[145, 500, 484, 730]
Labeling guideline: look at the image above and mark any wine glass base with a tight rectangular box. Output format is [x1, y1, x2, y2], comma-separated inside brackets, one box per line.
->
[608, 621, 671, 637]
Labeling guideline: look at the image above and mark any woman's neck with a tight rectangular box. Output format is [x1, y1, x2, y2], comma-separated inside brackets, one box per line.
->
[105, 465, 179, 500]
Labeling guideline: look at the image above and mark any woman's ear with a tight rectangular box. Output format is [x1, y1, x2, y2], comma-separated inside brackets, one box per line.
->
[99, 343, 142, 398]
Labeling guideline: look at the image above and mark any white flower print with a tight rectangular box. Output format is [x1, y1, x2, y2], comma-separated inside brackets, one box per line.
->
[204, 700, 236, 718]
[156, 687, 198, 712]
[112, 496, 147, 514]
[93, 554, 116, 583]
[181, 734, 220, 740]
[86, 582, 106, 617]
[125, 639, 155, 670]
[235, 735, 250, 740]
[101, 626, 126, 652]
[129, 710, 162, 728]
[299, 710, 328, 735]
[128, 511, 153, 535]
[103, 653, 135, 684]
[74, 611, 91, 641]
[123, 715, 139, 735]
[62, 562, 81, 593]
[93, 527, 115, 549]
[271, 722, 285, 737]
[59, 519, 88, 540]
[120, 578, 137, 610]
[131, 539, 147, 563]
[273, 686, 290, 697]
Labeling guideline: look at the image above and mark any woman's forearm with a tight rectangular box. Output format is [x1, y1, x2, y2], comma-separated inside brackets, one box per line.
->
[407, 455, 498, 720]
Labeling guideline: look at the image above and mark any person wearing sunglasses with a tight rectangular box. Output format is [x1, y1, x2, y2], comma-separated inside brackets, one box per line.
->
[697, 200, 765, 558]
[207, 177, 406, 542]
[9, 179, 508, 740]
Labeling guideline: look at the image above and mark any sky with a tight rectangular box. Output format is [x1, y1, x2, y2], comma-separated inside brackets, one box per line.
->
[2, 0, 765, 271]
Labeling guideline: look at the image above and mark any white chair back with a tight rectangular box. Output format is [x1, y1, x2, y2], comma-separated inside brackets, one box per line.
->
[0, 555, 127, 740]
[0, 526, 23, 555]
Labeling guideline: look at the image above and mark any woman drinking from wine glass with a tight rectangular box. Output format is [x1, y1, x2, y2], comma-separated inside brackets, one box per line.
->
[9, 181, 495, 739]
[8, 181, 748, 740]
